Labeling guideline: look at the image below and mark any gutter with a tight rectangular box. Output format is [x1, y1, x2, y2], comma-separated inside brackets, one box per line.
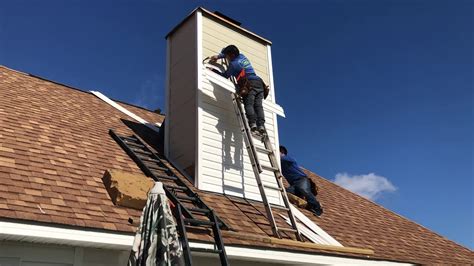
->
[0, 220, 413, 265]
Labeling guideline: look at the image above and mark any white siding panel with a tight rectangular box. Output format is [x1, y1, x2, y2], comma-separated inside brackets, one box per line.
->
[202, 16, 271, 88]
[199, 71, 282, 205]
[168, 14, 197, 176]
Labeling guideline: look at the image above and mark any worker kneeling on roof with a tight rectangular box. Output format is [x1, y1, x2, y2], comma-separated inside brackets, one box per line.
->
[280, 145, 323, 216]
[210, 45, 266, 133]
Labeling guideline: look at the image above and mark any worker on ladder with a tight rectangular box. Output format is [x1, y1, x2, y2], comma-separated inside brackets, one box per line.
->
[210, 45, 266, 133]
[280, 145, 324, 216]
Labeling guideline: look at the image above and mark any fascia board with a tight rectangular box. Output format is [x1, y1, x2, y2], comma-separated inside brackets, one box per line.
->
[90, 90, 161, 132]
[0, 220, 411, 265]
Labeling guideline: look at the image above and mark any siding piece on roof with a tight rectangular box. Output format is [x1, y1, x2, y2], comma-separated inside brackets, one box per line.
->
[166, 9, 284, 204]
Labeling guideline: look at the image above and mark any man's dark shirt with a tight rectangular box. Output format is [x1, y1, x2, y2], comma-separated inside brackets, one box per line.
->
[280, 154, 307, 185]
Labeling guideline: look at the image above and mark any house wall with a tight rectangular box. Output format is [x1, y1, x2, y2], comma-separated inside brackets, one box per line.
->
[198, 14, 282, 204]
[166, 13, 198, 179]
[0, 242, 129, 266]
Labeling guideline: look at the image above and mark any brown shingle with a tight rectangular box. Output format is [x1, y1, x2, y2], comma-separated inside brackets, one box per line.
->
[0, 65, 472, 264]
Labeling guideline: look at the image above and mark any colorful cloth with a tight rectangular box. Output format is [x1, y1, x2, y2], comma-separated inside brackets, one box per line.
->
[128, 182, 184, 266]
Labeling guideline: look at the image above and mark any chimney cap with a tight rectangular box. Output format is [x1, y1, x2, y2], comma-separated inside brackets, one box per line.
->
[165, 7, 271, 45]
[213, 11, 242, 26]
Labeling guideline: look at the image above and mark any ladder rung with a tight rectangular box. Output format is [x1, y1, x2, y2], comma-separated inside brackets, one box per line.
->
[120, 136, 138, 142]
[270, 203, 290, 212]
[188, 207, 211, 214]
[184, 218, 215, 227]
[256, 147, 273, 154]
[251, 133, 265, 139]
[154, 174, 177, 181]
[123, 141, 145, 148]
[261, 165, 279, 172]
[138, 156, 160, 163]
[263, 184, 283, 191]
[190, 247, 222, 254]
[132, 148, 152, 155]
[147, 164, 169, 172]
[164, 184, 188, 191]
[177, 195, 197, 202]
[278, 227, 298, 233]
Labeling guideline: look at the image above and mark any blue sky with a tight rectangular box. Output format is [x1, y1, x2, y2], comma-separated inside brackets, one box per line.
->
[1, 0, 472, 249]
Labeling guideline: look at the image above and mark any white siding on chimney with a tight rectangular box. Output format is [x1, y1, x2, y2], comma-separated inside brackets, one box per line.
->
[167, 11, 285, 204]
[198, 69, 282, 204]
[201, 16, 275, 102]
[167, 13, 198, 179]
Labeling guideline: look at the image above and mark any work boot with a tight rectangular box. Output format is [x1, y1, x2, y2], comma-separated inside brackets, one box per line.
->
[309, 207, 323, 217]
[257, 125, 265, 134]
[307, 204, 323, 217]
[249, 123, 257, 132]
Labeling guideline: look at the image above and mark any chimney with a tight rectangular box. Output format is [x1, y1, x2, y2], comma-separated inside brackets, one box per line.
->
[164, 7, 286, 204]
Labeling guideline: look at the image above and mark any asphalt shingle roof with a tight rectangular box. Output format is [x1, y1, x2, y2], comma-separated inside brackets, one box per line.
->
[0, 65, 472, 264]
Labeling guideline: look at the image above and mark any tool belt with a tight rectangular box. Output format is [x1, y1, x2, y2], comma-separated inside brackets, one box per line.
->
[236, 69, 270, 99]
[236, 69, 251, 97]
[309, 178, 319, 195]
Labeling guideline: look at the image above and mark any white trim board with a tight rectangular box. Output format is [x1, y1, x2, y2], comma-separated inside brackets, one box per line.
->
[196, 10, 204, 189]
[0, 221, 411, 265]
[90, 90, 162, 131]
[266, 45, 277, 103]
[190, 242, 413, 265]
[0, 220, 134, 250]
[279, 214, 332, 245]
[290, 205, 342, 246]
[203, 67, 286, 117]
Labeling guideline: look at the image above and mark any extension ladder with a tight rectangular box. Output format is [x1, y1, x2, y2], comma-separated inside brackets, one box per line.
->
[109, 129, 229, 266]
[230, 94, 303, 241]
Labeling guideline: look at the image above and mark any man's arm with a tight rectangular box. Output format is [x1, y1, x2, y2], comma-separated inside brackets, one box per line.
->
[210, 53, 225, 62]
[221, 61, 236, 78]
[209, 53, 233, 78]
[280, 154, 296, 164]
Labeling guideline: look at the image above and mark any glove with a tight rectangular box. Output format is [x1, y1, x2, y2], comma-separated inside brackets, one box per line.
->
[209, 55, 219, 63]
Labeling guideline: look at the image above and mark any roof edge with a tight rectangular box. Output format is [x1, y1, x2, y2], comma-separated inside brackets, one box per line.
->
[0, 65, 91, 96]
[0, 65, 164, 118]
[223, 230, 374, 256]
[165, 7, 272, 45]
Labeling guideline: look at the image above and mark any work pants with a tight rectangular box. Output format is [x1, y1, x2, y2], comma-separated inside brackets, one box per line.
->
[287, 177, 322, 211]
[243, 78, 265, 127]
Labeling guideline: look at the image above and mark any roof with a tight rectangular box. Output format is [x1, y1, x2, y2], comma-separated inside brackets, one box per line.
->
[0, 65, 472, 264]
[166, 7, 272, 45]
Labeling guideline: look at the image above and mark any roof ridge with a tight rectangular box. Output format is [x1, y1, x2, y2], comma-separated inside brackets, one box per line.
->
[0, 64, 163, 118]
[304, 168, 474, 252]
[0, 64, 91, 95]
[114, 99, 163, 115]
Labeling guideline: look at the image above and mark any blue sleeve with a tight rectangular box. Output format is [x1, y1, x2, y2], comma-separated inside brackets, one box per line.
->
[281, 155, 296, 164]
[222, 60, 240, 79]
[217, 53, 225, 59]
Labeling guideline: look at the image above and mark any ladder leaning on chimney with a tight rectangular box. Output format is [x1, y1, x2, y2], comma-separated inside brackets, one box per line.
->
[230, 93, 304, 242]
[109, 130, 229, 266]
